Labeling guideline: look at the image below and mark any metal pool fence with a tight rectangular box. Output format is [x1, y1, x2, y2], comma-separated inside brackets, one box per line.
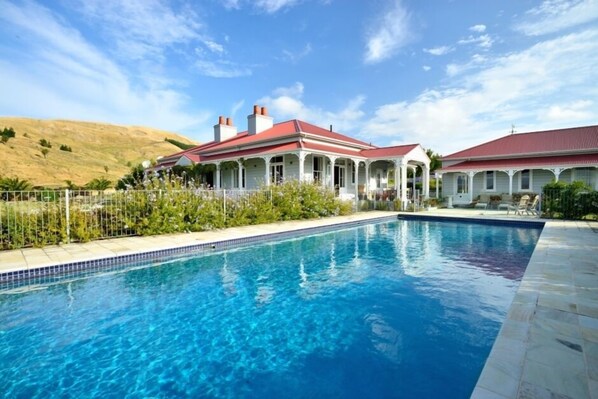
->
[0, 189, 271, 250]
[541, 188, 598, 220]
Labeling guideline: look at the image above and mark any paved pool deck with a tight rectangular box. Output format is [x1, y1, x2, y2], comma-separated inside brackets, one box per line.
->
[1, 209, 597, 398]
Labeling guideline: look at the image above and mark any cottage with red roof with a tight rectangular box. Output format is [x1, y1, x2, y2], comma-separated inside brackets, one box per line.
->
[156, 105, 431, 205]
[439, 125, 598, 205]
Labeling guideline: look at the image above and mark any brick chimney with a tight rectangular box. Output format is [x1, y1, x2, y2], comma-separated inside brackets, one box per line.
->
[247, 105, 273, 135]
[214, 115, 237, 142]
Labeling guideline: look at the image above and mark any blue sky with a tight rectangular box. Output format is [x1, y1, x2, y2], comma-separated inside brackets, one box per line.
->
[1, 0, 597, 155]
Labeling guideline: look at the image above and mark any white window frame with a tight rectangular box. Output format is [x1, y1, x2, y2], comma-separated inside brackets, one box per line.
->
[484, 171, 496, 192]
[518, 169, 533, 191]
[270, 155, 284, 185]
[455, 173, 468, 194]
[313, 156, 323, 182]
[334, 163, 346, 188]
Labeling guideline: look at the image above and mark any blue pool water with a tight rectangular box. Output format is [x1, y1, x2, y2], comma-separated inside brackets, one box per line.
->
[0, 220, 541, 398]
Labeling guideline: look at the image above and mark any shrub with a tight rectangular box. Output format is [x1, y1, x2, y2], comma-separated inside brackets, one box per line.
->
[59, 144, 72, 152]
[1, 127, 15, 144]
[0, 177, 355, 249]
[39, 138, 52, 148]
[542, 180, 597, 220]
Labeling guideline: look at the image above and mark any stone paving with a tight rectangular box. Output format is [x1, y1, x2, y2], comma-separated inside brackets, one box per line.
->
[470, 219, 598, 399]
[1, 208, 597, 398]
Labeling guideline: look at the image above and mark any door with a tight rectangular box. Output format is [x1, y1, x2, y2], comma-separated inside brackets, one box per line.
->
[334, 165, 346, 194]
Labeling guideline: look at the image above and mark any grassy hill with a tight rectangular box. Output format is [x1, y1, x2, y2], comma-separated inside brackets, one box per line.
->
[0, 117, 198, 187]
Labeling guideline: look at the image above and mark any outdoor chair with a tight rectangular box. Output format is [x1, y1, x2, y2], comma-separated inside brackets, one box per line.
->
[497, 194, 513, 211]
[525, 195, 540, 216]
[474, 194, 491, 209]
[507, 194, 530, 215]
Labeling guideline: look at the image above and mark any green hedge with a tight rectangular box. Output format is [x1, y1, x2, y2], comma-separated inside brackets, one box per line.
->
[1, 181, 354, 249]
[542, 181, 598, 220]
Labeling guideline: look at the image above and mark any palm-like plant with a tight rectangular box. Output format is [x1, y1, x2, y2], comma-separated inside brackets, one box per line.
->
[0, 176, 33, 191]
[85, 177, 112, 191]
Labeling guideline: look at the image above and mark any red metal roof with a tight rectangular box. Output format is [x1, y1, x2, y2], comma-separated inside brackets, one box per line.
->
[443, 125, 598, 160]
[199, 119, 373, 155]
[362, 144, 419, 158]
[156, 117, 424, 167]
[296, 120, 372, 147]
[439, 153, 598, 172]
[200, 142, 302, 162]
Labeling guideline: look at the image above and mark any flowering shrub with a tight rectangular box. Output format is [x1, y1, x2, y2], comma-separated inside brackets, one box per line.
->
[1, 176, 354, 249]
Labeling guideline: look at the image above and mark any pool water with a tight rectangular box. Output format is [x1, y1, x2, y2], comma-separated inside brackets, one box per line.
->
[0, 220, 541, 398]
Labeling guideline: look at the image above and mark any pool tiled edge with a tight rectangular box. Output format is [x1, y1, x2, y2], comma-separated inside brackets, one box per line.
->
[0, 212, 398, 288]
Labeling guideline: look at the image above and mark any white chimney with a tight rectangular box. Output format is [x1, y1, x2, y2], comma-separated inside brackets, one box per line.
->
[247, 105, 273, 135]
[214, 115, 237, 142]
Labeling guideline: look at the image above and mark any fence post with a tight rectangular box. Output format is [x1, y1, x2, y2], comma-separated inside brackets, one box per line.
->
[65, 189, 71, 244]
[223, 189, 227, 223]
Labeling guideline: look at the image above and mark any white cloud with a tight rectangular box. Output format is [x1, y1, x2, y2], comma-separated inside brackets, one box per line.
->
[458, 34, 493, 49]
[194, 59, 252, 78]
[469, 24, 486, 33]
[231, 99, 246, 118]
[445, 54, 487, 77]
[72, 0, 204, 60]
[515, 0, 598, 36]
[364, 0, 412, 64]
[540, 100, 595, 122]
[281, 43, 313, 63]
[254, 0, 301, 13]
[222, 0, 241, 9]
[422, 65, 431, 72]
[258, 83, 366, 132]
[423, 46, 453, 56]
[0, 1, 208, 132]
[362, 29, 598, 155]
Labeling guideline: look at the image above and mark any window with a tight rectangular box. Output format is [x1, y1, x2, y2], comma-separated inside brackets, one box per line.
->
[573, 167, 593, 187]
[334, 165, 346, 188]
[270, 156, 284, 185]
[242, 168, 246, 188]
[485, 171, 495, 191]
[519, 169, 531, 191]
[232, 169, 239, 188]
[352, 163, 356, 184]
[456, 173, 468, 193]
[313, 156, 323, 182]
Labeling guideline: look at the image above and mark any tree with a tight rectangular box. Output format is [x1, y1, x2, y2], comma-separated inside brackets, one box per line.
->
[116, 163, 146, 190]
[425, 149, 442, 172]
[1, 127, 16, 144]
[41, 148, 49, 158]
[85, 177, 112, 190]
[64, 180, 80, 190]
[0, 176, 33, 191]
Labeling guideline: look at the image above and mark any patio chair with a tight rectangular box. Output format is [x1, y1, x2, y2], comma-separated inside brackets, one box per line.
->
[507, 194, 530, 215]
[497, 194, 513, 211]
[525, 195, 540, 216]
[474, 194, 491, 209]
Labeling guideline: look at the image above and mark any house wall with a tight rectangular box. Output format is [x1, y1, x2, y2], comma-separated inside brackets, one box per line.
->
[443, 167, 597, 202]
[245, 158, 266, 189]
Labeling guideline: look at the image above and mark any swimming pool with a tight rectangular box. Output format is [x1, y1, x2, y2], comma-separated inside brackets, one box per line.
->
[0, 219, 541, 398]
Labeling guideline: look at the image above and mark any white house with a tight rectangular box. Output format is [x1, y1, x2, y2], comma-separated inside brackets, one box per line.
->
[438, 125, 598, 205]
[156, 105, 431, 206]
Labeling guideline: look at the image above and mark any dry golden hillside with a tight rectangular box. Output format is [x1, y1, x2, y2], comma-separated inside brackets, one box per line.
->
[0, 117, 198, 187]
